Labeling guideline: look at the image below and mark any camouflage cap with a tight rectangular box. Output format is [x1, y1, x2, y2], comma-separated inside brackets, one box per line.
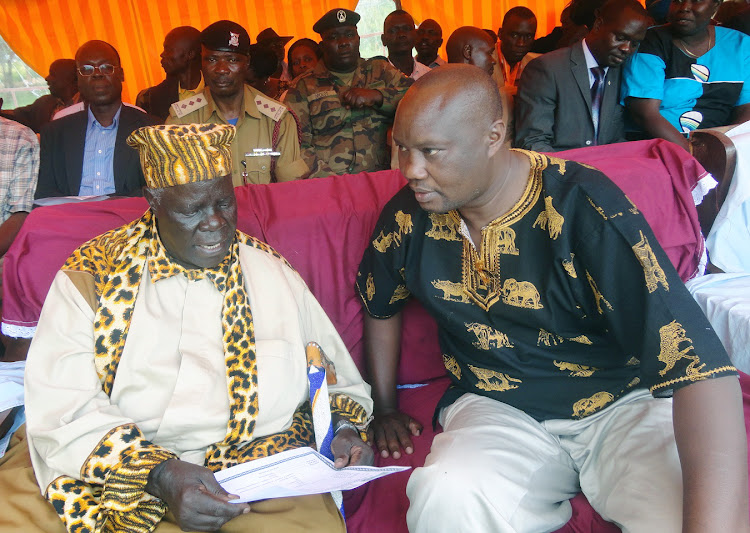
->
[201, 20, 251, 56]
[313, 8, 361, 34]
[126, 124, 236, 188]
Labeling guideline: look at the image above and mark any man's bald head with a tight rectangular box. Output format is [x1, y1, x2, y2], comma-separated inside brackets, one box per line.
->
[75, 40, 121, 66]
[393, 64, 508, 214]
[403, 64, 503, 124]
[446, 26, 496, 75]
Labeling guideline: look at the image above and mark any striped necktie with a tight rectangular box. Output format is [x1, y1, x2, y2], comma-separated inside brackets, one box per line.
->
[590, 66, 606, 144]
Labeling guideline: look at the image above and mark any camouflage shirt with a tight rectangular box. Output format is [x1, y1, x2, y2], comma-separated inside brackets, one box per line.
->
[285, 58, 412, 178]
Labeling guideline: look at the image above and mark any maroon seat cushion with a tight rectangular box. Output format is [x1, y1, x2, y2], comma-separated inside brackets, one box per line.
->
[558, 139, 708, 282]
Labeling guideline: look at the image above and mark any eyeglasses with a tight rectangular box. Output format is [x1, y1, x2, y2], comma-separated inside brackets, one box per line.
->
[77, 64, 119, 76]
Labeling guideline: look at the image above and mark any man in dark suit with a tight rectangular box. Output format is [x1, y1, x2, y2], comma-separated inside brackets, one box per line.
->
[514, 0, 650, 152]
[36, 40, 157, 199]
[136, 27, 203, 122]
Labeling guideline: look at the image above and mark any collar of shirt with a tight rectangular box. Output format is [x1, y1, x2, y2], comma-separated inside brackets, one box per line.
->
[86, 103, 122, 132]
[178, 74, 205, 101]
[389, 57, 432, 80]
[582, 39, 609, 88]
[314, 57, 363, 84]
[204, 85, 263, 126]
[428, 56, 446, 68]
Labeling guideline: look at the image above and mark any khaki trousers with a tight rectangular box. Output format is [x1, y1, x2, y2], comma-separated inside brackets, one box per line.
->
[406, 390, 682, 533]
[0, 426, 345, 533]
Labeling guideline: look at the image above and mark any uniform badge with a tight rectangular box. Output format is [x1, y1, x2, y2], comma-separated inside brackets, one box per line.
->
[337, 10, 346, 22]
[228, 32, 240, 47]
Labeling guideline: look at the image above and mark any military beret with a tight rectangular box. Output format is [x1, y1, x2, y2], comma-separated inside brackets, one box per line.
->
[313, 8, 361, 34]
[201, 20, 251, 55]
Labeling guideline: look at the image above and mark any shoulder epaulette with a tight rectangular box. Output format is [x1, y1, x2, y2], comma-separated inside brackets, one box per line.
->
[170, 92, 208, 118]
[253, 93, 286, 122]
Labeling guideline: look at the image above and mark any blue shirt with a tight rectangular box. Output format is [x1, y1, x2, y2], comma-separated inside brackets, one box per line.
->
[622, 25, 750, 133]
[79, 105, 121, 196]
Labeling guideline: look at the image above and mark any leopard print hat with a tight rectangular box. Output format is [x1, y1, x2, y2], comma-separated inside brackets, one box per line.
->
[126, 123, 235, 188]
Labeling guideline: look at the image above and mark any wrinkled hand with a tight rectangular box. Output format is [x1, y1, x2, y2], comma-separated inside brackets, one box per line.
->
[331, 427, 375, 468]
[368, 409, 422, 459]
[146, 459, 250, 532]
[340, 88, 383, 109]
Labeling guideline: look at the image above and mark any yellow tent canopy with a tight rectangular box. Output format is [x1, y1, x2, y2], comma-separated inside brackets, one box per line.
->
[0, 0, 566, 104]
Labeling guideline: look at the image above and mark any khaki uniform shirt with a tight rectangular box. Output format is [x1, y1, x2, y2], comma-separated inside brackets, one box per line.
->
[285, 58, 412, 179]
[167, 85, 307, 185]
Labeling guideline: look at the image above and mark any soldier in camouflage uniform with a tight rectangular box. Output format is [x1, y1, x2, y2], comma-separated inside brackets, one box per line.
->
[285, 8, 412, 178]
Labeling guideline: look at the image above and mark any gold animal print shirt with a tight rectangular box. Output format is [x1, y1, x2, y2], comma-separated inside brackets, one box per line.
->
[356, 150, 736, 421]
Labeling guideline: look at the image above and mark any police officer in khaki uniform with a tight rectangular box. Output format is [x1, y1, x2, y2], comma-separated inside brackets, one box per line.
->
[167, 20, 308, 185]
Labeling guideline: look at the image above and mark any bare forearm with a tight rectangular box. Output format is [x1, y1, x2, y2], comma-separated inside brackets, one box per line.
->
[627, 97, 689, 151]
[673, 376, 750, 533]
[731, 104, 750, 126]
[363, 312, 402, 413]
[0, 212, 27, 256]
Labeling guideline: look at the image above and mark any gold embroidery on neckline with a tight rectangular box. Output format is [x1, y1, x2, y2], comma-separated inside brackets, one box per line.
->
[458, 150, 545, 311]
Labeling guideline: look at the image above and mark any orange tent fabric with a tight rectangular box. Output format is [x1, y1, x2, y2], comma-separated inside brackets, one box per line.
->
[0, 0, 565, 105]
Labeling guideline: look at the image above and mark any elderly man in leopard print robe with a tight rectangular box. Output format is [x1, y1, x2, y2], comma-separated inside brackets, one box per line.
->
[0, 123, 372, 533]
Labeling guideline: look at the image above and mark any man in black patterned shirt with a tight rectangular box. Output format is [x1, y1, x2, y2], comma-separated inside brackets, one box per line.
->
[357, 64, 748, 533]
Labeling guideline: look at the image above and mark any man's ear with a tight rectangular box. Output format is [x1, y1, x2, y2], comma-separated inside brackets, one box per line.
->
[591, 14, 603, 33]
[462, 43, 473, 61]
[487, 118, 507, 156]
[381, 34, 387, 47]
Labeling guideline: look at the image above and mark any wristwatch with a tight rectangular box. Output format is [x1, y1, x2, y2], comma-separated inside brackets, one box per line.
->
[334, 419, 358, 435]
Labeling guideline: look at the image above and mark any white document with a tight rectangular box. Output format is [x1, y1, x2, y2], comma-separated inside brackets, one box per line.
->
[215, 447, 410, 503]
[34, 195, 110, 207]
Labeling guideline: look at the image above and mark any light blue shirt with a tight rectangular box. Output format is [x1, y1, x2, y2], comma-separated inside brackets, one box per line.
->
[79, 105, 121, 196]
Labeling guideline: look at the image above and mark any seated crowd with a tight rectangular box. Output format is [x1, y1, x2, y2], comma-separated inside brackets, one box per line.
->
[1, 1, 750, 532]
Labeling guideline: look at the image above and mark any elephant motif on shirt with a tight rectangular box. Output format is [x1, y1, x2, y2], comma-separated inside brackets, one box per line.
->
[501, 278, 543, 309]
